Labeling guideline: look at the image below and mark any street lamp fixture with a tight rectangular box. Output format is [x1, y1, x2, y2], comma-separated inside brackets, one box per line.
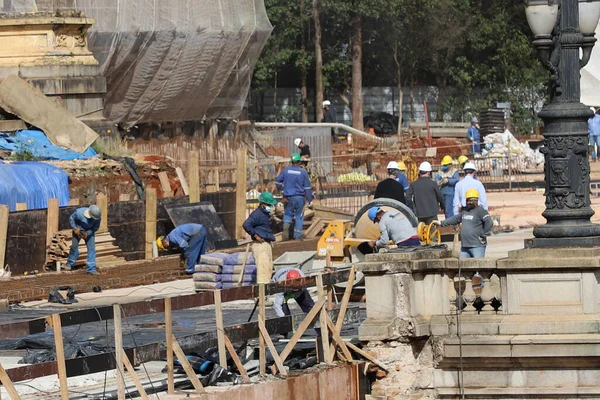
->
[524, 0, 600, 247]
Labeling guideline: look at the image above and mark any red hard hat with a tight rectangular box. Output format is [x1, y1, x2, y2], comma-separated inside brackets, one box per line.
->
[286, 269, 302, 280]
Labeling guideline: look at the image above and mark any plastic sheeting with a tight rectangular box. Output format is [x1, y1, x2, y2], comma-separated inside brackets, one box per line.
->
[0, 161, 70, 211]
[1, 0, 273, 125]
[0, 130, 97, 160]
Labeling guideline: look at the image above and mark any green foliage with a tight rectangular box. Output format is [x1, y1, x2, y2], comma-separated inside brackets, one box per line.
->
[9, 148, 37, 161]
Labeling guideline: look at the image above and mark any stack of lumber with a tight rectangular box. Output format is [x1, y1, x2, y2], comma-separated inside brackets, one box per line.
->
[46, 230, 127, 268]
[409, 122, 470, 139]
[273, 204, 354, 241]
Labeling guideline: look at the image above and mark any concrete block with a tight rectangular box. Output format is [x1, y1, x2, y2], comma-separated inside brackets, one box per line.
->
[445, 258, 498, 270]
[365, 249, 451, 262]
[358, 317, 413, 341]
[498, 257, 600, 269]
[357, 261, 411, 274]
[498, 315, 600, 335]
[508, 246, 600, 259]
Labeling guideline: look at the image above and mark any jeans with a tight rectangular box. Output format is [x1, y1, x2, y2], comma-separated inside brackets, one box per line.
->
[442, 193, 455, 218]
[183, 227, 207, 274]
[283, 195, 306, 239]
[591, 136, 600, 161]
[67, 233, 96, 272]
[460, 246, 486, 258]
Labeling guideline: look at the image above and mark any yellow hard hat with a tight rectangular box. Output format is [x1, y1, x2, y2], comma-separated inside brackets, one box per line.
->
[441, 155, 453, 165]
[398, 161, 407, 171]
[465, 189, 479, 199]
[458, 155, 469, 165]
[156, 236, 166, 250]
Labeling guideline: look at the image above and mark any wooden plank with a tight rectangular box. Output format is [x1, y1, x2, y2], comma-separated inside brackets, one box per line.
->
[46, 199, 59, 247]
[214, 290, 227, 369]
[324, 313, 353, 362]
[235, 147, 248, 239]
[279, 297, 326, 363]
[346, 342, 388, 371]
[0, 362, 21, 400]
[171, 336, 206, 394]
[118, 194, 131, 202]
[258, 284, 266, 376]
[305, 218, 324, 238]
[223, 334, 250, 383]
[175, 167, 189, 196]
[51, 314, 69, 400]
[188, 150, 200, 203]
[316, 274, 331, 363]
[312, 204, 353, 221]
[121, 349, 149, 400]
[68, 199, 80, 206]
[144, 188, 157, 260]
[215, 170, 220, 192]
[329, 266, 355, 355]
[113, 305, 126, 400]
[237, 244, 251, 286]
[0, 205, 8, 270]
[96, 193, 108, 233]
[165, 297, 174, 394]
[258, 319, 287, 376]
[15, 203, 27, 211]
[158, 172, 173, 197]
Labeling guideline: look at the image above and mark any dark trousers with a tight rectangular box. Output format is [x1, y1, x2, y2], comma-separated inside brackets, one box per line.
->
[281, 289, 315, 315]
[183, 227, 208, 274]
[418, 216, 436, 225]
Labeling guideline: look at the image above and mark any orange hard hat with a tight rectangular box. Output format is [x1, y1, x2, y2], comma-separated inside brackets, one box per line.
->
[286, 269, 302, 280]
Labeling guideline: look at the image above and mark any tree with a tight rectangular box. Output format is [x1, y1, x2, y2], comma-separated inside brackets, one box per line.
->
[314, 0, 324, 122]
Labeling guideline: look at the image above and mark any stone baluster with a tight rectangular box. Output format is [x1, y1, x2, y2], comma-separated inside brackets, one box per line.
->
[462, 272, 477, 313]
[453, 276, 466, 311]
[491, 272, 503, 313]
[447, 271, 457, 313]
[479, 271, 495, 312]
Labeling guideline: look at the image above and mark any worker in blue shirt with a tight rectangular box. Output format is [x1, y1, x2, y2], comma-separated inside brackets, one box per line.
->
[467, 117, 481, 154]
[243, 192, 277, 284]
[157, 223, 207, 274]
[66, 205, 102, 275]
[275, 153, 313, 240]
[588, 107, 600, 161]
[395, 161, 410, 193]
[435, 155, 460, 218]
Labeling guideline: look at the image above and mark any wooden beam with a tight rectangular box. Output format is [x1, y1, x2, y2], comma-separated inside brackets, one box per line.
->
[0, 205, 8, 271]
[346, 342, 388, 371]
[258, 284, 266, 376]
[175, 167, 189, 196]
[121, 349, 149, 400]
[46, 199, 59, 247]
[96, 193, 108, 233]
[214, 290, 227, 369]
[113, 305, 126, 400]
[223, 334, 250, 383]
[144, 188, 157, 260]
[188, 150, 200, 203]
[235, 147, 248, 239]
[158, 172, 173, 197]
[215, 169, 220, 192]
[51, 314, 69, 400]
[171, 335, 206, 394]
[15, 203, 27, 211]
[329, 266, 355, 356]
[0, 362, 21, 400]
[316, 274, 331, 363]
[258, 319, 287, 376]
[324, 312, 353, 362]
[165, 297, 174, 394]
[279, 297, 326, 364]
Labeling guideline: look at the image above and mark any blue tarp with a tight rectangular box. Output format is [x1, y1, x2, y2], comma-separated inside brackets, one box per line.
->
[0, 130, 97, 160]
[0, 162, 70, 211]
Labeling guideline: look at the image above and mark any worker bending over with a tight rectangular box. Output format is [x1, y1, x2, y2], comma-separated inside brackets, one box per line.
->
[435, 189, 492, 258]
[367, 207, 420, 250]
[157, 223, 207, 274]
[272, 267, 314, 317]
[243, 192, 277, 284]
[275, 153, 313, 240]
[66, 205, 102, 275]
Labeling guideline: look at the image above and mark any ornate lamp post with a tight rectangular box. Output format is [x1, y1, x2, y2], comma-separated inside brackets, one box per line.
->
[525, 0, 600, 247]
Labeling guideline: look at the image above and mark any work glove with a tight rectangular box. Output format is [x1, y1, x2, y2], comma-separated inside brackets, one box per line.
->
[73, 228, 81, 238]
[80, 231, 88, 240]
[432, 220, 441, 226]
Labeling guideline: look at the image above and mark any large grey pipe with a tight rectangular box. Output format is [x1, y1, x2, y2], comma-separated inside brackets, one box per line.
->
[252, 122, 383, 142]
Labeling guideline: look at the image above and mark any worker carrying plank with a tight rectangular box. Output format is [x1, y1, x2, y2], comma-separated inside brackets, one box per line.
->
[272, 267, 315, 317]
[243, 192, 277, 284]
[367, 207, 420, 251]
[157, 223, 208, 274]
[65, 205, 102, 275]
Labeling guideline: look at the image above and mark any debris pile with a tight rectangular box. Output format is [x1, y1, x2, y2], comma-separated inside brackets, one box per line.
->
[480, 129, 544, 170]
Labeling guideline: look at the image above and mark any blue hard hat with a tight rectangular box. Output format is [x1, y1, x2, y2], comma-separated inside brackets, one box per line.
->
[368, 207, 380, 222]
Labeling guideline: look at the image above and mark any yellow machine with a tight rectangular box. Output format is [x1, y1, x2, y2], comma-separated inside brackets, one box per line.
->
[417, 221, 441, 245]
[317, 220, 367, 263]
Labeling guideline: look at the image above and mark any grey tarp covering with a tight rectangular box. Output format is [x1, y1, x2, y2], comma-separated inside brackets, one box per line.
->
[1, 0, 272, 125]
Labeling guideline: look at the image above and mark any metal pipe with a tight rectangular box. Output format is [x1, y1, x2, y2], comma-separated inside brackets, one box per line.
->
[252, 122, 383, 141]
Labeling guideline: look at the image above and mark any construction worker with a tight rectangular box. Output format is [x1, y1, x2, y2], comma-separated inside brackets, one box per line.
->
[435, 155, 460, 218]
[367, 207, 419, 250]
[66, 205, 102, 275]
[294, 137, 311, 166]
[272, 267, 314, 317]
[374, 161, 406, 204]
[406, 161, 444, 224]
[434, 189, 492, 258]
[588, 107, 600, 162]
[157, 223, 208, 275]
[275, 153, 313, 240]
[243, 192, 277, 284]
[322, 100, 337, 140]
[467, 118, 481, 154]
[453, 162, 488, 215]
[396, 161, 410, 192]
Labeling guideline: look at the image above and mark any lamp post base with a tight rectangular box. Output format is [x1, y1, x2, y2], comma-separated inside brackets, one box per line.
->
[525, 235, 600, 248]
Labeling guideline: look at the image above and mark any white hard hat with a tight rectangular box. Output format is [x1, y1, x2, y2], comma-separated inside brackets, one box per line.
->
[294, 138, 302, 147]
[463, 162, 477, 171]
[386, 161, 400, 170]
[419, 161, 432, 172]
[322, 100, 331, 107]
[592, 107, 596, 113]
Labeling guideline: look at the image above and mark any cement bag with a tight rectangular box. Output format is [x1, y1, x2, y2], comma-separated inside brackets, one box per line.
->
[194, 264, 222, 273]
[223, 252, 255, 265]
[194, 281, 222, 291]
[200, 253, 229, 266]
[193, 272, 221, 282]
[220, 273, 256, 284]
[221, 264, 257, 274]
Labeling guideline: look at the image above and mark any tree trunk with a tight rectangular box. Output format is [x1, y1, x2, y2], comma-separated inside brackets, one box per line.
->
[409, 78, 415, 123]
[300, 0, 308, 122]
[351, 15, 364, 131]
[313, 0, 324, 122]
[274, 70, 278, 119]
[397, 84, 403, 136]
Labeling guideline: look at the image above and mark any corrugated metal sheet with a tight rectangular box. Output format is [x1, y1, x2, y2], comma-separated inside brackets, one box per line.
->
[265, 127, 333, 174]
